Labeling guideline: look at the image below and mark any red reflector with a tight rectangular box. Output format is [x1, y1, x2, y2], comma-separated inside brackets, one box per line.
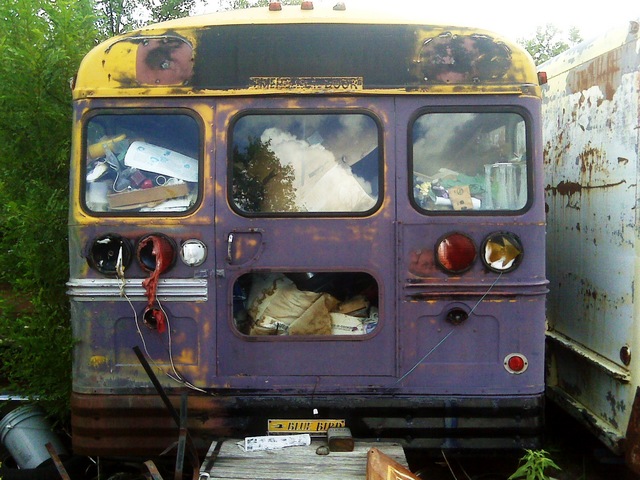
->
[508, 356, 525, 371]
[269, 1, 282, 10]
[435, 233, 477, 273]
[537, 71, 548, 85]
[301, 1, 314, 9]
[504, 353, 528, 374]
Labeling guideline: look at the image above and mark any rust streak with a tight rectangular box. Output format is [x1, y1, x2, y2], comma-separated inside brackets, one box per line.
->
[546, 179, 626, 196]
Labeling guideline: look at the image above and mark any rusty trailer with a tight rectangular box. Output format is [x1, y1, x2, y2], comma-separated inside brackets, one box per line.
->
[541, 17, 640, 473]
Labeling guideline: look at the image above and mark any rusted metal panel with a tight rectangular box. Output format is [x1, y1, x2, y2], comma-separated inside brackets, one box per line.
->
[73, 7, 539, 98]
[542, 18, 640, 470]
[70, 392, 543, 456]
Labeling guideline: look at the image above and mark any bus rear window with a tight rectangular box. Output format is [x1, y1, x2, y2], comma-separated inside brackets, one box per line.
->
[412, 111, 528, 212]
[233, 272, 379, 336]
[231, 113, 380, 214]
[84, 113, 200, 214]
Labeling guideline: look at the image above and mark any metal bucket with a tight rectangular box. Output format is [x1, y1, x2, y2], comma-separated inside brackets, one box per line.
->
[0, 404, 68, 469]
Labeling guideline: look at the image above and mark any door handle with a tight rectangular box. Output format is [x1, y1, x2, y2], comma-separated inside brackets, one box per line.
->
[226, 233, 234, 263]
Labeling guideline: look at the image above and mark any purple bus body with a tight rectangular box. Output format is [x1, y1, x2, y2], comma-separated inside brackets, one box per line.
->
[68, 15, 546, 457]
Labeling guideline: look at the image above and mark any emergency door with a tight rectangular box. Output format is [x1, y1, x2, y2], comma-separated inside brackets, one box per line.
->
[214, 97, 396, 379]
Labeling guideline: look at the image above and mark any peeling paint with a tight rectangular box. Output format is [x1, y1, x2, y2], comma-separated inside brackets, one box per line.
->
[543, 18, 640, 466]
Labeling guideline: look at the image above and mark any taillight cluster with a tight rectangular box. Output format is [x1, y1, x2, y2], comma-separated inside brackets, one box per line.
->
[435, 232, 523, 274]
[87, 233, 207, 275]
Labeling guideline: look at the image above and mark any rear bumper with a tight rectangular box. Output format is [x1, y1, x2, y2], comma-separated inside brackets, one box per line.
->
[71, 391, 543, 457]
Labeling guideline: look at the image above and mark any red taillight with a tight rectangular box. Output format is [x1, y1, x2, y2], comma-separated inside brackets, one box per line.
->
[301, 1, 314, 10]
[537, 71, 548, 85]
[504, 353, 528, 374]
[137, 233, 176, 273]
[435, 233, 477, 274]
[268, 1, 282, 11]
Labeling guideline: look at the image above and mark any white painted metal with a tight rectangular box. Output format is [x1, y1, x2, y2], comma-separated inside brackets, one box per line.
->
[542, 19, 640, 454]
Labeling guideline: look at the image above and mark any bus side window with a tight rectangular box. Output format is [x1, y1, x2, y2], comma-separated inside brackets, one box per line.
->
[412, 112, 528, 212]
[84, 113, 200, 214]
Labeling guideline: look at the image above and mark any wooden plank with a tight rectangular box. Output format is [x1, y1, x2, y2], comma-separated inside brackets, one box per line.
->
[366, 447, 420, 480]
[202, 439, 407, 480]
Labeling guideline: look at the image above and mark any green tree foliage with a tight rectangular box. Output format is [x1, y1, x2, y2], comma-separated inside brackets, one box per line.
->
[95, 0, 198, 37]
[518, 24, 583, 65]
[0, 0, 98, 418]
[0, 0, 196, 420]
[141, 0, 197, 24]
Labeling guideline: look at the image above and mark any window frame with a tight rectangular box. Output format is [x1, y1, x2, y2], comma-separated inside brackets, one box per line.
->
[408, 105, 534, 216]
[81, 108, 204, 217]
[228, 108, 384, 218]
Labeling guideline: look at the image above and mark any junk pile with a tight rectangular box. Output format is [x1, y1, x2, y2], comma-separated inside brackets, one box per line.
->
[86, 136, 198, 213]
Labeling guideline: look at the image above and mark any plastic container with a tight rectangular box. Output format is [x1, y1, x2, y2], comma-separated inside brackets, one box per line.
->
[0, 405, 68, 469]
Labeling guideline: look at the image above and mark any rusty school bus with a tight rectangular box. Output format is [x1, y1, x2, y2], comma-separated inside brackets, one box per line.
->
[68, 2, 547, 457]
[541, 18, 640, 473]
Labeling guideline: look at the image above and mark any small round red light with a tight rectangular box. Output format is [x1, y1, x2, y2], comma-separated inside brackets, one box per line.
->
[435, 233, 477, 273]
[504, 353, 528, 374]
[508, 356, 525, 371]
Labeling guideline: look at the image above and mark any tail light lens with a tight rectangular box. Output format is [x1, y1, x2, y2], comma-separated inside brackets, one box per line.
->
[482, 232, 523, 273]
[435, 233, 477, 274]
[180, 239, 207, 267]
[136, 233, 176, 273]
[504, 353, 529, 374]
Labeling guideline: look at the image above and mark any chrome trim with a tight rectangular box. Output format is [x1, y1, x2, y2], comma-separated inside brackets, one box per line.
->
[67, 277, 208, 302]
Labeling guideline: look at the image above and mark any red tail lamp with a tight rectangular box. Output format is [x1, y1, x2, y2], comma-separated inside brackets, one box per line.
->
[143, 306, 167, 333]
[504, 353, 528, 374]
[136, 233, 176, 273]
[435, 233, 477, 274]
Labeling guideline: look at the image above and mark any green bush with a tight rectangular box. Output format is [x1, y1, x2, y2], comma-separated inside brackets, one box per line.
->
[0, 0, 97, 420]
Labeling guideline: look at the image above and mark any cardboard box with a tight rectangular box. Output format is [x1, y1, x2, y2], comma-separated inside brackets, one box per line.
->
[108, 182, 189, 209]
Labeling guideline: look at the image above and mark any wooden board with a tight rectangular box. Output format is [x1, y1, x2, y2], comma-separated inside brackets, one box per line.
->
[366, 447, 420, 480]
[201, 439, 407, 480]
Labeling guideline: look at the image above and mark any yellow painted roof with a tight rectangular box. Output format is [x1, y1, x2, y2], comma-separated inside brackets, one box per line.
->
[74, 5, 540, 98]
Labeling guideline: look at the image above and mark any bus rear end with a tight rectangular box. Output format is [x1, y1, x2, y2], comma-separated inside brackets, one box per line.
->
[68, 4, 546, 457]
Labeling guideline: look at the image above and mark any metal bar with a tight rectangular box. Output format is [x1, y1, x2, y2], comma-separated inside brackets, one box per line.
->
[45, 442, 71, 480]
[144, 460, 165, 480]
[546, 330, 631, 382]
[133, 346, 201, 480]
[133, 346, 181, 426]
[199, 440, 223, 480]
[175, 393, 188, 480]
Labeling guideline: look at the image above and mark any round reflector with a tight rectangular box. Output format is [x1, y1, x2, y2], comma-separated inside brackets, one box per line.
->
[482, 232, 523, 273]
[504, 353, 528, 374]
[435, 233, 477, 274]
